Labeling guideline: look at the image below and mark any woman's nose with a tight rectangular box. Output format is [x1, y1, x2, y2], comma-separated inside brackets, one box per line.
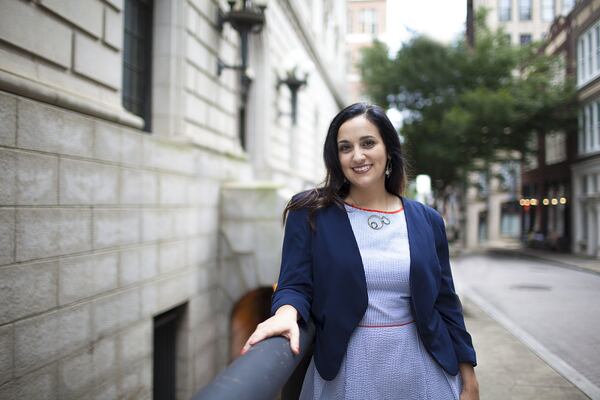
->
[352, 148, 366, 161]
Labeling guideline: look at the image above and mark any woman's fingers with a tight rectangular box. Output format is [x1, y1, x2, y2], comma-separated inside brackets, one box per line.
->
[240, 328, 266, 355]
[289, 323, 300, 355]
[240, 322, 276, 355]
[239, 319, 300, 356]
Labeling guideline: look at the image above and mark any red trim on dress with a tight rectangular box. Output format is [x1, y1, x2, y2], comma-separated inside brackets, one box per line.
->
[344, 202, 404, 214]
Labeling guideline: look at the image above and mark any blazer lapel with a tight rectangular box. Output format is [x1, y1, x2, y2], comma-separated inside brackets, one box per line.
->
[403, 198, 430, 292]
[331, 203, 366, 273]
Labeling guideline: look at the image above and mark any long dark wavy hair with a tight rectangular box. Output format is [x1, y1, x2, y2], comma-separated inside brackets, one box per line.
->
[283, 103, 407, 228]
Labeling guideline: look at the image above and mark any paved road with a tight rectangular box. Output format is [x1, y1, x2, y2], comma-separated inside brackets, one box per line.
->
[452, 253, 600, 399]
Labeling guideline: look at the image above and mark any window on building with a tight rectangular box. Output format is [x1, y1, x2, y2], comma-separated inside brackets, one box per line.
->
[588, 173, 598, 193]
[360, 9, 377, 34]
[347, 10, 353, 33]
[596, 26, 600, 69]
[578, 37, 584, 84]
[520, 34, 532, 45]
[541, 0, 555, 22]
[585, 103, 591, 152]
[550, 53, 566, 85]
[122, 0, 154, 132]
[578, 99, 600, 154]
[577, 23, 600, 86]
[153, 303, 186, 400]
[578, 109, 584, 154]
[519, 0, 532, 20]
[590, 101, 600, 150]
[562, 0, 575, 14]
[588, 31, 594, 77]
[524, 133, 538, 171]
[498, 0, 512, 21]
[597, 102, 600, 148]
[544, 131, 567, 165]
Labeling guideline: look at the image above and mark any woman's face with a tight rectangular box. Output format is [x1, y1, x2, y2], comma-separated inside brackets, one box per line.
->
[337, 115, 388, 191]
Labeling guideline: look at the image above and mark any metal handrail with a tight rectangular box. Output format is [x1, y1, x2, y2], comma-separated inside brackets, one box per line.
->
[193, 321, 316, 400]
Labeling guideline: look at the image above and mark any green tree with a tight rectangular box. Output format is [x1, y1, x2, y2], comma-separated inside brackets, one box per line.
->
[358, 13, 576, 191]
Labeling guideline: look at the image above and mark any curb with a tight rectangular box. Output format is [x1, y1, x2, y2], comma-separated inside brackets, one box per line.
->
[463, 287, 600, 400]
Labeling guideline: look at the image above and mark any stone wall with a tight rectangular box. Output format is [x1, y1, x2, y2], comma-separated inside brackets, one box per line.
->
[0, 0, 346, 398]
[0, 92, 244, 398]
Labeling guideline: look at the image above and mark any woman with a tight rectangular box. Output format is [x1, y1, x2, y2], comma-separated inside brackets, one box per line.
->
[241, 103, 479, 399]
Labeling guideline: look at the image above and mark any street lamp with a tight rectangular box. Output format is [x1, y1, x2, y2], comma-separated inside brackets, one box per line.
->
[217, 0, 267, 150]
[277, 67, 308, 126]
[217, 0, 267, 78]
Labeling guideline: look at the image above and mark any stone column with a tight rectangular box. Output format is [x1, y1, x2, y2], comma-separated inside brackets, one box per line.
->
[247, 30, 272, 180]
[595, 201, 600, 258]
[587, 203, 596, 257]
[464, 175, 480, 249]
[572, 170, 582, 254]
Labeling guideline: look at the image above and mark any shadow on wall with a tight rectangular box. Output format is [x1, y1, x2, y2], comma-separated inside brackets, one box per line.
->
[229, 287, 274, 361]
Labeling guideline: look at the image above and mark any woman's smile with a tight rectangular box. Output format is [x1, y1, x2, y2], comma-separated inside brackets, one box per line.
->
[352, 164, 373, 174]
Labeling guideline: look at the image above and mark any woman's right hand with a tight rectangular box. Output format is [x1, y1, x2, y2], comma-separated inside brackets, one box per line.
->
[240, 305, 300, 356]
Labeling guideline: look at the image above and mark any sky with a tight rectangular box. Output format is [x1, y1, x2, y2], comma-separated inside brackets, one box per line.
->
[385, 0, 467, 54]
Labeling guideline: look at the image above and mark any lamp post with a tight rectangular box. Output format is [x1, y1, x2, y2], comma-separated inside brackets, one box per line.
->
[277, 67, 308, 126]
[217, 0, 267, 149]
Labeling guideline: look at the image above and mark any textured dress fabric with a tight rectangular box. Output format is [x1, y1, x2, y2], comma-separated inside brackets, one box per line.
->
[299, 203, 462, 400]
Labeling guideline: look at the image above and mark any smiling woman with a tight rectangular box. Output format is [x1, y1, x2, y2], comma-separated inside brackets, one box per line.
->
[337, 115, 390, 194]
[241, 103, 479, 400]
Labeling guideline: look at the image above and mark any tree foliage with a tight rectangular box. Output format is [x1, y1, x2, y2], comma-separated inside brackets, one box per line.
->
[358, 13, 576, 190]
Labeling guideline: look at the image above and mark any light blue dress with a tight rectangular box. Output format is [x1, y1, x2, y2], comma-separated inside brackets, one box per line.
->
[299, 203, 462, 400]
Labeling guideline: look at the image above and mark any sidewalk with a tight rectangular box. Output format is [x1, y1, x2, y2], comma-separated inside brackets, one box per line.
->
[452, 239, 600, 275]
[454, 241, 597, 399]
[487, 244, 600, 275]
[462, 298, 589, 399]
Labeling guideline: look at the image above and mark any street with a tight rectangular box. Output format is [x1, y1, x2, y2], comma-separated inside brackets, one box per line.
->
[452, 253, 600, 399]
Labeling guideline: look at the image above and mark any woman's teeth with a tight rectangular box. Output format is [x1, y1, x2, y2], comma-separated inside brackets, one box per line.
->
[352, 165, 371, 173]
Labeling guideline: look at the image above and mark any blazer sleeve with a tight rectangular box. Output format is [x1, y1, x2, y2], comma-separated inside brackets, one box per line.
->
[429, 208, 477, 367]
[270, 207, 313, 324]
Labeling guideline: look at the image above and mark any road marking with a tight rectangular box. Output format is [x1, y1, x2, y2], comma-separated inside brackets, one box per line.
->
[463, 286, 600, 400]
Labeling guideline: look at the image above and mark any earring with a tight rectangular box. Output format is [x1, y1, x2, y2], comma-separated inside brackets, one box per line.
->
[385, 158, 392, 177]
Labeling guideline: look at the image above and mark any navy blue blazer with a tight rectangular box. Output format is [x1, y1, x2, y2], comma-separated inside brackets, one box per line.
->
[271, 195, 477, 381]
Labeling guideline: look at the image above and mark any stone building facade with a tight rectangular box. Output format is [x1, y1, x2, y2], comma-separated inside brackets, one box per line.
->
[473, 0, 576, 44]
[0, 0, 346, 399]
[571, 0, 600, 257]
[463, 0, 577, 250]
[520, 15, 576, 251]
[345, 0, 386, 102]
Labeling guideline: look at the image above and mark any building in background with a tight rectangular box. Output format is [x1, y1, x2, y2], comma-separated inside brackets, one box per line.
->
[345, 0, 387, 102]
[520, 15, 576, 251]
[462, 0, 577, 250]
[473, 0, 576, 44]
[0, 0, 347, 398]
[571, 0, 600, 258]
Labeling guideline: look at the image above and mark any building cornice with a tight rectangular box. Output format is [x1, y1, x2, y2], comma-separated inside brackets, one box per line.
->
[280, 0, 347, 108]
[0, 68, 143, 129]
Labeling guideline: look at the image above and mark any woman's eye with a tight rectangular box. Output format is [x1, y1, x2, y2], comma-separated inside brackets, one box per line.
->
[338, 144, 351, 152]
[362, 140, 375, 148]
